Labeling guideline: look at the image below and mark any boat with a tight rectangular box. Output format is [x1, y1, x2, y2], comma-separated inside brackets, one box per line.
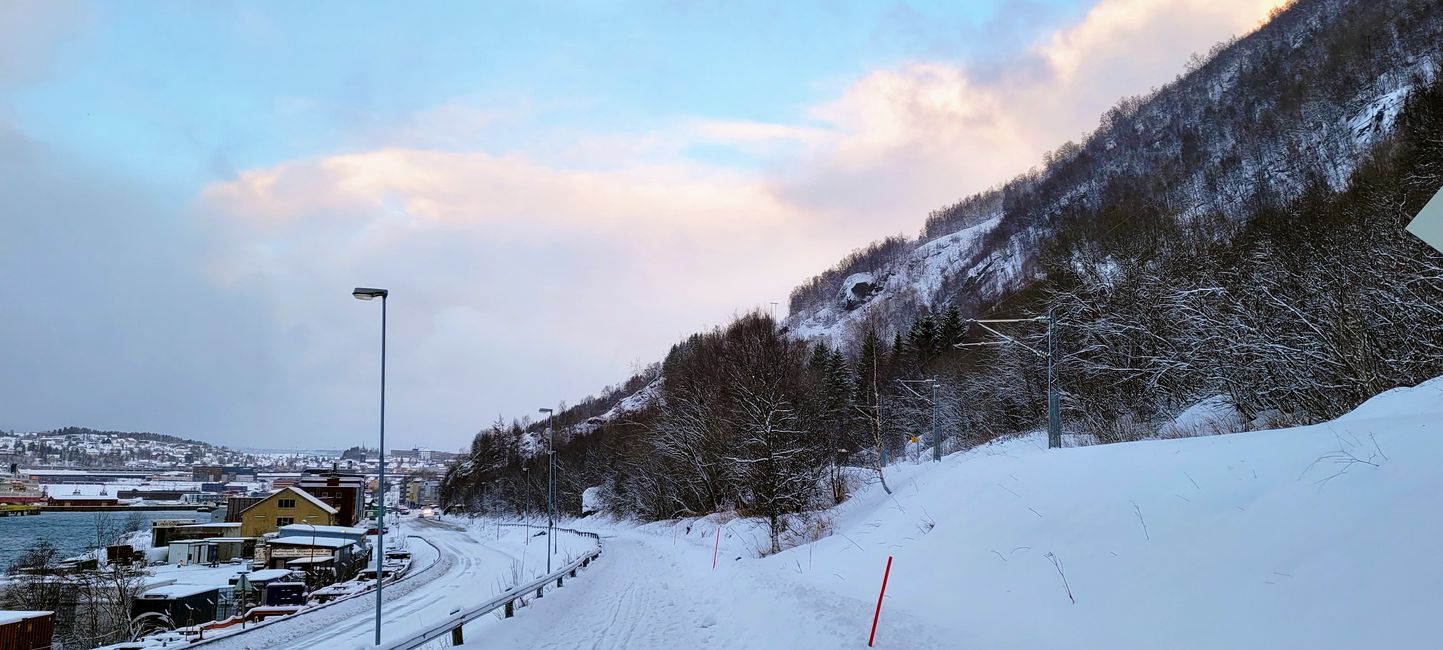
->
[0, 472, 45, 505]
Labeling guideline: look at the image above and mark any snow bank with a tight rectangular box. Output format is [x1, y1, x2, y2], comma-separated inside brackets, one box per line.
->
[768, 375, 1443, 648]
[1158, 395, 1243, 438]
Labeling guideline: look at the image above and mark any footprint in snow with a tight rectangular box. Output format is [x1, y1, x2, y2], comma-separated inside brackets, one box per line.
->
[699, 613, 717, 629]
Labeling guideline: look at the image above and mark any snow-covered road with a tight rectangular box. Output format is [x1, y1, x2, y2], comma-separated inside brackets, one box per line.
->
[465, 530, 951, 649]
[200, 517, 593, 650]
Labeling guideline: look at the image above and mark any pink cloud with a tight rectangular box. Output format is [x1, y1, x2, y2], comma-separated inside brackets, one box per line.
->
[197, 0, 1289, 434]
[769, 0, 1290, 228]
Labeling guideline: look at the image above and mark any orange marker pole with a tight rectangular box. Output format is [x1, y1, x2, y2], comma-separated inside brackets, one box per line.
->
[868, 556, 893, 647]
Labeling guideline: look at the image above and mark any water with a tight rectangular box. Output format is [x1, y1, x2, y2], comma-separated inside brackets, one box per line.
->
[0, 510, 213, 567]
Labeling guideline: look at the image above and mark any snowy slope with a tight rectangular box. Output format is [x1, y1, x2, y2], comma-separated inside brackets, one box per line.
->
[783, 0, 1443, 347]
[777, 374, 1443, 648]
[787, 216, 1001, 349]
[468, 375, 1443, 648]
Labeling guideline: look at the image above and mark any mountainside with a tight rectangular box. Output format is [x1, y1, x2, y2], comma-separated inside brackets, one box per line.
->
[520, 372, 1443, 649]
[785, 0, 1442, 347]
[443, 0, 1443, 532]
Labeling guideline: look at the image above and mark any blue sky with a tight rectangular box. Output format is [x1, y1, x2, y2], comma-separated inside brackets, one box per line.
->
[10, 1, 1085, 184]
[0, 0, 1280, 450]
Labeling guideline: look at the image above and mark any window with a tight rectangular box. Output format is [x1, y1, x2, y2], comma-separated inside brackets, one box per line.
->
[276, 517, 294, 527]
[278, 498, 296, 509]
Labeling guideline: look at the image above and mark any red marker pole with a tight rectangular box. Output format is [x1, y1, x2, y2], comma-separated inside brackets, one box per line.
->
[868, 556, 893, 647]
[712, 527, 721, 570]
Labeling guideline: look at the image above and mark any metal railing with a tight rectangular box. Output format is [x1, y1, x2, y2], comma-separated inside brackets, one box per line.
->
[377, 524, 602, 649]
[186, 535, 442, 646]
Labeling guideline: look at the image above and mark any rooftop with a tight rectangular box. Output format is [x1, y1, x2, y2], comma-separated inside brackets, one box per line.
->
[0, 611, 51, 625]
[241, 569, 294, 582]
[139, 584, 220, 599]
[266, 537, 355, 549]
[277, 524, 367, 537]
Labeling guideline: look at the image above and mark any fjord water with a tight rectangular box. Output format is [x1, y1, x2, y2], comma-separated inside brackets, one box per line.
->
[0, 510, 213, 566]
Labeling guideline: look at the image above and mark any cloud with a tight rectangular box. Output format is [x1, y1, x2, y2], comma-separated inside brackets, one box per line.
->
[0, 125, 291, 442]
[189, 0, 1289, 448]
[770, 0, 1288, 228]
[197, 147, 847, 447]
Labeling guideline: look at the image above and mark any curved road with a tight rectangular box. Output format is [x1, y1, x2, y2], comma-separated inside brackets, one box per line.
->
[203, 518, 523, 650]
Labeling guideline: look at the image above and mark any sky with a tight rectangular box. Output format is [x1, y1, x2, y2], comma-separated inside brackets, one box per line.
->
[0, 0, 1286, 451]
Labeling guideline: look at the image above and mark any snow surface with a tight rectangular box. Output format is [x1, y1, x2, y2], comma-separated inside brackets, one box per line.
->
[453, 375, 1443, 649]
[192, 516, 598, 650]
[1157, 395, 1244, 438]
[788, 216, 1000, 349]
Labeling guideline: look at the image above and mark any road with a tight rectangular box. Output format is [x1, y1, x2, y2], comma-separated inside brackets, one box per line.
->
[201, 517, 524, 650]
[462, 529, 951, 650]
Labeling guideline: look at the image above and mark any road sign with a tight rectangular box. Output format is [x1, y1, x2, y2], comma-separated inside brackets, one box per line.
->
[1407, 186, 1443, 254]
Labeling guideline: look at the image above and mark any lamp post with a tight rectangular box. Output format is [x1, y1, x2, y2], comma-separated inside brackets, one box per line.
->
[352, 286, 387, 646]
[538, 407, 555, 573]
[301, 518, 318, 588]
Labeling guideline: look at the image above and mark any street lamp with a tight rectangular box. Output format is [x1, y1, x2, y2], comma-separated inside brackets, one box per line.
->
[538, 407, 554, 573]
[352, 286, 387, 646]
[301, 517, 319, 588]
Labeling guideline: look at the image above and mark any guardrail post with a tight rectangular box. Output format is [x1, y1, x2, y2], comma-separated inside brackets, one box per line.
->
[557, 576, 564, 587]
[451, 626, 464, 645]
[536, 586, 544, 599]
[570, 568, 576, 578]
[582, 558, 589, 568]
[505, 600, 514, 618]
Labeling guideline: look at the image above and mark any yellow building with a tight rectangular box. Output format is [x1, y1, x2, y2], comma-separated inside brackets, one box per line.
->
[238, 486, 338, 538]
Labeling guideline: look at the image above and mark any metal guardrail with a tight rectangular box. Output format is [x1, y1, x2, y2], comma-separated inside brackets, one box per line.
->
[377, 525, 602, 649]
[185, 534, 442, 647]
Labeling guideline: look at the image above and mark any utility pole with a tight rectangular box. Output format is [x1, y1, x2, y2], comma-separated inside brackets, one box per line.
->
[956, 314, 1061, 449]
[538, 407, 555, 574]
[1047, 309, 1061, 449]
[931, 377, 940, 461]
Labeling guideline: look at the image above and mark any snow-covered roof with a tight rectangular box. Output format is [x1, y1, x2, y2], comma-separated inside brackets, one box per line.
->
[266, 537, 355, 549]
[278, 524, 366, 537]
[0, 611, 49, 625]
[285, 556, 334, 565]
[242, 569, 294, 582]
[44, 483, 113, 497]
[48, 492, 118, 501]
[139, 584, 220, 599]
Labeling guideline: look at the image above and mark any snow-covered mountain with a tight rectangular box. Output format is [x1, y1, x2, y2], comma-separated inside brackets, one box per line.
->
[784, 0, 1443, 345]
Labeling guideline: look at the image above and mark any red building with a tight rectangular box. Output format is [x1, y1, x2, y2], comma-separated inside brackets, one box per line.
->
[298, 467, 365, 527]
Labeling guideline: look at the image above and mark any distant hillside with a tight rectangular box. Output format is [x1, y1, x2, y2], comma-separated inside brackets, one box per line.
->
[45, 426, 230, 450]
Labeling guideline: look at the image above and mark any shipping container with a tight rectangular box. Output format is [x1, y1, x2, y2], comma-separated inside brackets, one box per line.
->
[0, 610, 54, 650]
[263, 582, 307, 607]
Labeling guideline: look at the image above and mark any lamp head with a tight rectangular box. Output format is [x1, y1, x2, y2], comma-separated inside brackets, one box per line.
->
[352, 287, 388, 301]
